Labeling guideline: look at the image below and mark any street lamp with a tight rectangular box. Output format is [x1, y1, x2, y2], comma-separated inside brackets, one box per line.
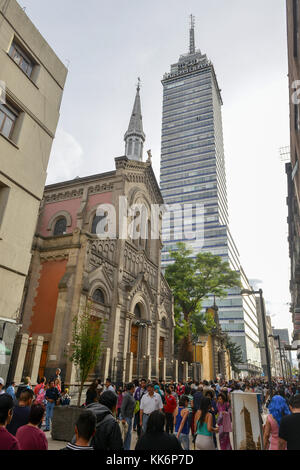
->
[269, 334, 285, 382]
[241, 288, 273, 396]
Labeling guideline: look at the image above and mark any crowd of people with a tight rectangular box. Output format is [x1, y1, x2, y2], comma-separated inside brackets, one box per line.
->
[0, 372, 300, 451]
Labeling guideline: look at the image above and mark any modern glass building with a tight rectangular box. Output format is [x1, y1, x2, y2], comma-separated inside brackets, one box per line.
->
[160, 18, 261, 372]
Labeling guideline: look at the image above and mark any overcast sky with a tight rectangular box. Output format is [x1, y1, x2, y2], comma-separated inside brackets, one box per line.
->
[21, 0, 294, 350]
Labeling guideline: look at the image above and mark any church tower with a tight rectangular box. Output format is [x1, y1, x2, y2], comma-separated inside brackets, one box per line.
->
[124, 80, 146, 161]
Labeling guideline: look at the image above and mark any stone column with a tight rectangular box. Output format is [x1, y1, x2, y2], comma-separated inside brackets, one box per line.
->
[154, 321, 160, 379]
[125, 352, 133, 382]
[103, 347, 111, 381]
[173, 360, 178, 383]
[145, 355, 152, 380]
[160, 358, 166, 381]
[29, 335, 44, 385]
[183, 361, 189, 382]
[12, 333, 29, 384]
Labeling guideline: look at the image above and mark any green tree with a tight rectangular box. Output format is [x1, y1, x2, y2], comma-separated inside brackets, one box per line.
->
[69, 302, 104, 406]
[224, 334, 244, 373]
[165, 242, 241, 362]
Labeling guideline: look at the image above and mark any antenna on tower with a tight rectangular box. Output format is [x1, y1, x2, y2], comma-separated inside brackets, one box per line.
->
[189, 14, 195, 54]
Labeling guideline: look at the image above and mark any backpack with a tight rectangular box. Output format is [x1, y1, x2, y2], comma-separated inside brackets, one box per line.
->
[35, 386, 46, 405]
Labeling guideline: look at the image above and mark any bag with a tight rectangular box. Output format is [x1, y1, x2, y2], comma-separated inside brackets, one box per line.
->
[35, 386, 46, 405]
[118, 420, 128, 442]
[134, 400, 140, 414]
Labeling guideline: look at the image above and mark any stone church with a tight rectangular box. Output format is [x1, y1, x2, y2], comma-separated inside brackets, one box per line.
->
[9, 85, 175, 386]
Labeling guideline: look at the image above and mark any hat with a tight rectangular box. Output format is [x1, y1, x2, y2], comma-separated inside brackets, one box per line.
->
[0, 378, 4, 386]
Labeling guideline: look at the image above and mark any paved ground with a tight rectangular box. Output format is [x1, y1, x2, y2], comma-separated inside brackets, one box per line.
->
[47, 428, 228, 451]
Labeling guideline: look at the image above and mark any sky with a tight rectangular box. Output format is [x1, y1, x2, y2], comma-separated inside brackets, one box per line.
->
[20, 0, 294, 350]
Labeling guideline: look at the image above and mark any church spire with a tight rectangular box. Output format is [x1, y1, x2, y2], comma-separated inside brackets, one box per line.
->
[189, 14, 195, 54]
[124, 79, 146, 162]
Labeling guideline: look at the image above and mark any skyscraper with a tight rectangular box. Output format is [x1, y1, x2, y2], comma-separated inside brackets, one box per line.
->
[160, 17, 261, 373]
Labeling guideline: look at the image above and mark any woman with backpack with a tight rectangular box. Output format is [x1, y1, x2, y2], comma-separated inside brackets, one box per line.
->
[194, 397, 219, 450]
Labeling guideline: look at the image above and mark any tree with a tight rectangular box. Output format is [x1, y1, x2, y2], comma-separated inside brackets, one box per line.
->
[165, 242, 241, 363]
[224, 335, 244, 374]
[69, 302, 104, 406]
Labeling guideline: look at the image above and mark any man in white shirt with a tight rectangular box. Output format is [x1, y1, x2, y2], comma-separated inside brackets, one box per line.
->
[140, 383, 163, 433]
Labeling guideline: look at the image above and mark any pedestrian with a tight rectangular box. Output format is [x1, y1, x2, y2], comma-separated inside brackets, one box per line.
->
[263, 395, 291, 450]
[193, 385, 204, 411]
[0, 377, 5, 395]
[62, 410, 96, 451]
[116, 386, 124, 418]
[87, 390, 123, 450]
[54, 378, 61, 393]
[0, 394, 20, 450]
[217, 392, 232, 450]
[194, 397, 219, 450]
[163, 388, 177, 434]
[140, 383, 163, 433]
[174, 395, 190, 450]
[176, 381, 185, 397]
[6, 388, 34, 436]
[120, 382, 136, 450]
[103, 377, 116, 393]
[86, 380, 99, 406]
[59, 388, 71, 406]
[44, 380, 60, 432]
[34, 377, 46, 397]
[5, 381, 16, 401]
[278, 394, 300, 450]
[16, 404, 48, 450]
[135, 410, 182, 451]
[133, 378, 147, 436]
[184, 385, 194, 433]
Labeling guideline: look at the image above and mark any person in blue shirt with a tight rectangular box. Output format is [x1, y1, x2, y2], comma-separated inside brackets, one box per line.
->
[44, 380, 60, 431]
[5, 382, 16, 402]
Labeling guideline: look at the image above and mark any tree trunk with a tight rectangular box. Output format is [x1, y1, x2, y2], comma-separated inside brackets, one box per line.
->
[77, 379, 85, 407]
[180, 313, 194, 363]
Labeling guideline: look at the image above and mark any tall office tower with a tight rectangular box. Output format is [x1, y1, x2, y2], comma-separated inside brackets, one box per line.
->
[160, 17, 261, 374]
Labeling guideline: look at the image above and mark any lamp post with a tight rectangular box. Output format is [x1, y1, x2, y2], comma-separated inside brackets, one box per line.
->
[135, 319, 152, 379]
[270, 335, 285, 382]
[241, 288, 273, 396]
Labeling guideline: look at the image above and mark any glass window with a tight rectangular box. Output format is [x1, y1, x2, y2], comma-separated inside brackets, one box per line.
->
[134, 304, 142, 319]
[53, 217, 67, 236]
[9, 42, 34, 78]
[92, 288, 105, 304]
[91, 214, 106, 234]
[0, 104, 17, 140]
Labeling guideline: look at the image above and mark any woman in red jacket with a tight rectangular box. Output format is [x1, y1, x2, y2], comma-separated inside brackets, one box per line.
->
[163, 388, 177, 434]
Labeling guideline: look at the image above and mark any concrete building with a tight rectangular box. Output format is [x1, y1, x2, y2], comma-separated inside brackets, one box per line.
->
[0, 0, 67, 381]
[160, 17, 261, 373]
[9, 87, 175, 388]
[286, 0, 300, 368]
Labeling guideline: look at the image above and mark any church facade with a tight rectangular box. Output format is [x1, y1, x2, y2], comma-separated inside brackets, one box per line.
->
[9, 87, 175, 386]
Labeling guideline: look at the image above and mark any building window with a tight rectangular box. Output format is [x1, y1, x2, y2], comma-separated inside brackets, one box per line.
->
[9, 41, 34, 78]
[92, 288, 105, 305]
[134, 304, 142, 319]
[0, 103, 18, 140]
[53, 217, 67, 236]
[128, 139, 133, 155]
[91, 214, 106, 235]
